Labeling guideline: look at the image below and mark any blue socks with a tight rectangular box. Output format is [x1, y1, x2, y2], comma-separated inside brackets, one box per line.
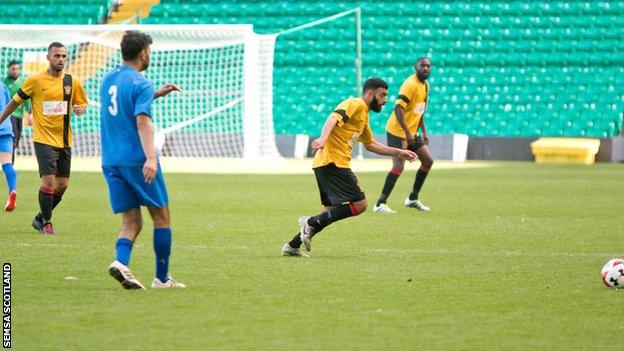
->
[115, 238, 134, 266]
[2, 163, 16, 193]
[115, 228, 172, 283]
[153, 228, 172, 283]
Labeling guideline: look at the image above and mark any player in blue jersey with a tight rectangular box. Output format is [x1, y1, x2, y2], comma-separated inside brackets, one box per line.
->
[0, 82, 17, 212]
[100, 31, 184, 289]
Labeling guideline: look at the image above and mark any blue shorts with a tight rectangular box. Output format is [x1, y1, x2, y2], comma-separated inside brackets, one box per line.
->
[102, 164, 169, 214]
[0, 135, 13, 153]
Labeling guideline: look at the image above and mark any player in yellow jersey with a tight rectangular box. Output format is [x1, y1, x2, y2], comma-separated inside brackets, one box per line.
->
[282, 78, 417, 257]
[373, 58, 434, 214]
[0, 42, 88, 234]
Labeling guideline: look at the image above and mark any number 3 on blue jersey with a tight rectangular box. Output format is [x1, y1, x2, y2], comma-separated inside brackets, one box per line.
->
[108, 85, 118, 116]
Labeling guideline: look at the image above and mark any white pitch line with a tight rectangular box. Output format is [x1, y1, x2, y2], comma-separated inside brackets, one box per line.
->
[4, 242, 619, 258]
[14, 158, 495, 174]
[365, 248, 622, 258]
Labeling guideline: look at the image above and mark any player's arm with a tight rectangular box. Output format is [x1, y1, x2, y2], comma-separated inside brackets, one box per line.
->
[396, 82, 416, 145]
[359, 123, 416, 160]
[73, 105, 86, 116]
[310, 116, 338, 152]
[154, 84, 181, 100]
[0, 99, 21, 125]
[394, 104, 414, 145]
[364, 140, 416, 161]
[72, 79, 88, 116]
[137, 114, 157, 183]
[312, 102, 356, 151]
[1, 78, 31, 124]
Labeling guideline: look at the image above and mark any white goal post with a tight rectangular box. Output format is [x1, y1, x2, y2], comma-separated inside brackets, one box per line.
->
[0, 24, 281, 160]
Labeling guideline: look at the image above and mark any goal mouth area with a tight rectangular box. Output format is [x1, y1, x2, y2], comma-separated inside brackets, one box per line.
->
[1, 24, 282, 160]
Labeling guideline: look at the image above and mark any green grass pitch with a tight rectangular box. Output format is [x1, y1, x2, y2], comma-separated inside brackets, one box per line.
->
[3, 162, 623, 350]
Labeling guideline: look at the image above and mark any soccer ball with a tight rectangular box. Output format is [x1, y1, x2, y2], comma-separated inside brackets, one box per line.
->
[601, 259, 624, 288]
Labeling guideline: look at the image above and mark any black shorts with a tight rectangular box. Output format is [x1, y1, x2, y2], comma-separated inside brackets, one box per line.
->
[313, 163, 366, 207]
[386, 132, 426, 152]
[34, 142, 71, 177]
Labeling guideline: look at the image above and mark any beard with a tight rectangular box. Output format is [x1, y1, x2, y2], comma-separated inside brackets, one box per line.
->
[417, 71, 429, 81]
[141, 58, 150, 71]
[369, 96, 383, 112]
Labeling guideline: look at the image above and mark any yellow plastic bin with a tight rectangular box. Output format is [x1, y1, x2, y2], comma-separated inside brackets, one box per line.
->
[530, 138, 601, 165]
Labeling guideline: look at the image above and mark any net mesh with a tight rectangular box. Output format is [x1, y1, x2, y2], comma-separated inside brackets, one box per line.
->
[0, 25, 281, 159]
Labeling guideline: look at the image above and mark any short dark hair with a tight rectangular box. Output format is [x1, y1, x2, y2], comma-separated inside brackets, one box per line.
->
[121, 31, 153, 61]
[362, 77, 388, 93]
[8, 60, 19, 68]
[48, 42, 65, 52]
[417, 57, 431, 64]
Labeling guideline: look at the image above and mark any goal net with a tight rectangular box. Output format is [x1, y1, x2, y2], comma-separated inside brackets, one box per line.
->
[0, 24, 281, 160]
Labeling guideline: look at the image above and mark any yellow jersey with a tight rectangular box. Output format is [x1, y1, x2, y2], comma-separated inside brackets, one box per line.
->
[386, 74, 429, 138]
[13, 70, 87, 148]
[313, 98, 374, 169]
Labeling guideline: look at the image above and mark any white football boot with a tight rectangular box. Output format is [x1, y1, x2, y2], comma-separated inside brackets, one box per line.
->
[404, 198, 430, 212]
[373, 203, 397, 214]
[281, 243, 308, 257]
[108, 260, 146, 290]
[299, 216, 315, 252]
[151, 275, 187, 289]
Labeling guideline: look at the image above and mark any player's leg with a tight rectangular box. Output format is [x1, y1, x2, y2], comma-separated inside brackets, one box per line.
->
[109, 208, 146, 290]
[298, 199, 367, 252]
[1, 153, 17, 212]
[116, 208, 143, 264]
[33, 143, 58, 231]
[405, 137, 434, 211]
[146, 205, 184, 288]
[10, 116, 22, 164]
[50, 176, 68, 213]
[38, 174, 55, 213]
[285, 168, 335, 254]
[374, 133, 407, 213]
[51, 147, 71, 213]
[284, 206, 331, 256]
[103, 165, 145, 289]
[34, 173, 57, 234]
[32, 144, 68, 233]
[374, 156, 404, 214]
[33, 175, 63, 230]
[122, 164, 184, 288]
[291, 164, 366, 253]
[307, 198, 367, 237]
[0, 135, 17, 212]
[148, 205, 171, 284]
[34, 147, 70, 219]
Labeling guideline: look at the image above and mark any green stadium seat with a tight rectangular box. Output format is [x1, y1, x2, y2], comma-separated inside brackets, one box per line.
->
[5, 0, 623, 137]
[0, 0, 107, 23]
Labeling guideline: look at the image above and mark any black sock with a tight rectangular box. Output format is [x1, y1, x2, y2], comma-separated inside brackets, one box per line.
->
[52, 191, 63, 210]
[288, 232, 302, 248]
[409, 169, 429, 201]
[38, 187, 54, 221]
[36, 191, 63, 222]
[377, 170, 400, 206]
[308, 203, 354, 235]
